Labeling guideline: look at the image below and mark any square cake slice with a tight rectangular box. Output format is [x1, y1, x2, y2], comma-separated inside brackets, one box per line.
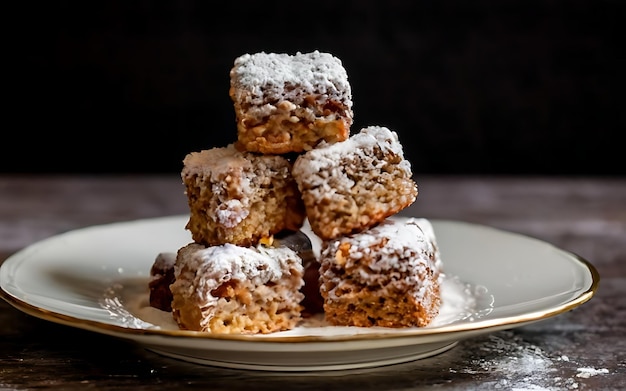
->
[170, 242, 305, 334]
[319, 218, 442, 328]
[182, 144, 305, 246]
[292, 126, 418, 240]
[229, 51, 353, 154]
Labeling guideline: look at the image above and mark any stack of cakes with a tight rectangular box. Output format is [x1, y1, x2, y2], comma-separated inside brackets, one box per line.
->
[148, 50, 443, 334]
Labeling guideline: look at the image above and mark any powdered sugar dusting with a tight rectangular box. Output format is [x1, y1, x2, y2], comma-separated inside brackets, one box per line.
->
[149, 252, 176, 277]
[172, 243, 304, 306]
[292, 126, 412, 185]
[451, 331, 612, 390]
[575, 367, 609, 378]
[400, 217, 444, 276]
[216, 199, 249, 228]
[329, 218, 434, 267]
[101, 281, 163, 330]
[230, 51, 352, 106]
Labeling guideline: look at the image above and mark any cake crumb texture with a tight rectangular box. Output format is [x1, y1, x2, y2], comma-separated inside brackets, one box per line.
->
[170, 243, 305, 334]
[319, 218, 441, 327]
[182, 144, 305, 246]
[292, 126, 418, 239]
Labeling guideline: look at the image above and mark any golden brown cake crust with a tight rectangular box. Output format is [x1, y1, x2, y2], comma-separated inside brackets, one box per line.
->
[229, 51, 353, 154]
[292, 126, 418, 240]
[319, 218, 441, 328]
[182, 144, 305, 246]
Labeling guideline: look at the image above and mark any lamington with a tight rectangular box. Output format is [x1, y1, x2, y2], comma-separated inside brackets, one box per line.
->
[292, 126, 418, 240]
[319, 218, 442, 328]
[170, 242, 305, 334]
[229, 51, 353, 154]
[181, 144, 305, 247]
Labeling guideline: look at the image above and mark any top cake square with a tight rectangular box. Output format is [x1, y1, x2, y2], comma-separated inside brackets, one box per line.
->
[229, 51, 353, 154]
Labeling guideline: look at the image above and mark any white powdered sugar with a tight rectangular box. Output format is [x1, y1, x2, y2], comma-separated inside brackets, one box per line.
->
[404, 217, 444, 275]
[335, 219, 434, 266]
[173, 243, 303, 305]
[230, 50, 352, 106]
[575, 367, 610, 378]
[216, 199, 249, 228]
[292, 126, 412, 185]
[451, 331, 612, 390]
[149, 252, 176, 279]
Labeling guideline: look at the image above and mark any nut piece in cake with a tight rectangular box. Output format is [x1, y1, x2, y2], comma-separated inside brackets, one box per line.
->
[229, 51, 353, 154]
[319, 218, 442, 328]
[181, 144, 305, 246]
[170, 242, 305, 334]
[292, 126, 418, 240]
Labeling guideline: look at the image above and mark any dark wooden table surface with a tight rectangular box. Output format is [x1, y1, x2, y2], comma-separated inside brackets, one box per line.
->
[1, 175, 624, 390]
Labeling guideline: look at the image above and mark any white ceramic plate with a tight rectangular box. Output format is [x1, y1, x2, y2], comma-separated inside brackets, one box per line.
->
[0, 215, 598, 371]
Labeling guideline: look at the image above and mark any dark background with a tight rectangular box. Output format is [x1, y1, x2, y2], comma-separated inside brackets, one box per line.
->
[6, 0, 624, 176]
